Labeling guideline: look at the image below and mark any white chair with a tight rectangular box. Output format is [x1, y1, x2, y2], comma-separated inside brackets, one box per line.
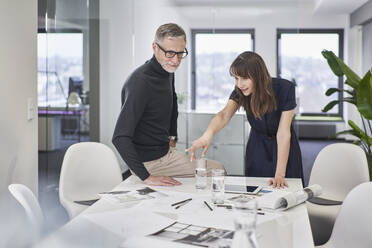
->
[306, 143, 370, 245]
[316, 182, 372, 248]
[59, 142, 122, 219]
[8, 184, 44, 239]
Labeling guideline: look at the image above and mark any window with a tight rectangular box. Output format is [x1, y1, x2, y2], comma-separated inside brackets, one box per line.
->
[192, 29, 255, 112]
[38, 29, 83, 107]
[277, 29, 344, 117]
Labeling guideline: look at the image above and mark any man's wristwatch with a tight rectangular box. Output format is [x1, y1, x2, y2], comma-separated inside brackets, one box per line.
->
[169, 136, 177, 142]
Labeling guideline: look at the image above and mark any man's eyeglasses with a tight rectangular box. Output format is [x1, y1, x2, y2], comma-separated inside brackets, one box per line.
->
[156, 43, 188, 59]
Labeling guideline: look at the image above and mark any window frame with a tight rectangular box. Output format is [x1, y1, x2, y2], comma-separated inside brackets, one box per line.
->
[38, 28, 83, 34]
[276, 28, 344, 118]
[191, 29, 255, 110]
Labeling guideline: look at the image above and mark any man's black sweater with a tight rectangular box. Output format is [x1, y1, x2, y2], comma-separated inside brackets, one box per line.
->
[112, 56, 178, 180]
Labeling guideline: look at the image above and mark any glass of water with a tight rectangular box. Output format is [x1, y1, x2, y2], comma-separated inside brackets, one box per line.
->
[195, 158, 207, 189]
[211, 169, 225, 204]
[231, 197, 259, 248]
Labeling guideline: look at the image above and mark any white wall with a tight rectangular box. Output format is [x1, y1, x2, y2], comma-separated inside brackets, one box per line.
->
[0, 0, 38, 245]
[344, 25, 364, 139]
[362, 21, 372, 73]
[100, 0, 189, 170]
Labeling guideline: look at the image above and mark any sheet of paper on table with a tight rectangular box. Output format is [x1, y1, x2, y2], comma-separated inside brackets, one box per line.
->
[99, 187, 168, 204]
[82, 206, 174, 238]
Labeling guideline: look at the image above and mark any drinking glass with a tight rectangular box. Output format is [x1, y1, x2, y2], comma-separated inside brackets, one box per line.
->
[211, 169, 225, 204]
[231, 197, 259, 248]
[195, 158, 207, 189]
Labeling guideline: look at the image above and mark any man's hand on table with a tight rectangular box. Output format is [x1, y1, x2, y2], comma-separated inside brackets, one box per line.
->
[144, 175, 181, 186]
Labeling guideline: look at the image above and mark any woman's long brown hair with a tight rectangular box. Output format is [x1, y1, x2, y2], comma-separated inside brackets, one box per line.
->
[230, 51, 276, 119]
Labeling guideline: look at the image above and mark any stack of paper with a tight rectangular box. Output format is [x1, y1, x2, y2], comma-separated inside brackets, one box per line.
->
[100, 187, 166, 204]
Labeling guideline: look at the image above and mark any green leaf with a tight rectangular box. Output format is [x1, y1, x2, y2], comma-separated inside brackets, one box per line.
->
[356, 71, 372, 120]
[325, 88, 355, 97]
[348, 120, 372, 145]
[325, 88, 339, 96]
[335, 129, 361, 139]
[322, 50, 361, 88]
[344, 89, 354, 96]
[352, 140, 362, 146]
[325, 88, 345, 96]
[322, 97, 357, 112]
[322, 50, 343, 77]
[343, 97, 356, 105]
[322, 100, 339, 112]
[348, 120, 363, 133]
[338, 60, 361, 88]
[344, 80, 354, 88]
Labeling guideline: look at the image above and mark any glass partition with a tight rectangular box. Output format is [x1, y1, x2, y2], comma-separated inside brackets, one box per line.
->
[37, 0, 99, 227]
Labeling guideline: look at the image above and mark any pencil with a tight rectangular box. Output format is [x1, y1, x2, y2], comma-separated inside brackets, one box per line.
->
[175, 200, 191, 209]
[204, 201, 213, 211]
[171, 198, 192, 207]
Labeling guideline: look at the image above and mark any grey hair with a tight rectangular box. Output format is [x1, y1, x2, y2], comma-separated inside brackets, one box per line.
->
[154, 23, 186, 43]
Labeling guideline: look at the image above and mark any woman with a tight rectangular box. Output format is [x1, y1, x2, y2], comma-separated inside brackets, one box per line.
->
[186, 51, 303, 188]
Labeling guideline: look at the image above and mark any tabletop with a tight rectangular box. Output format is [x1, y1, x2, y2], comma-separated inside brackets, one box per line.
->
[36, 176, 314, 248]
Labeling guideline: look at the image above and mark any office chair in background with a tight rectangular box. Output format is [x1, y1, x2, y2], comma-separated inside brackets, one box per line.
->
[316, 182, 372, 248]
[8, 184, 44, 242]
[306, 143, 370, 245]
[59, 142, 122, 219]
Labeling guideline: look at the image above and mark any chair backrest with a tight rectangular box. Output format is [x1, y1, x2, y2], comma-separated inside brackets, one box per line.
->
[309, 143, 369, 201]
[328, 182, 372, 248]
[8, 184, 44, 231]
[59, 142, 122, 217]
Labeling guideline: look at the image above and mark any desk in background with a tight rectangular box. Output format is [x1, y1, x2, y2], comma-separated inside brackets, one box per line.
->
[38, 106, 88, 151]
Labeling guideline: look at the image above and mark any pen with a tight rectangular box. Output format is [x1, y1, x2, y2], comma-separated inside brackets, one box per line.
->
[204, 201, 213, 211]
[171, 198, 192, 207]
[215, 204, 233, 209]
[99, 190, 129, 195]
[175, 200, 192, 209]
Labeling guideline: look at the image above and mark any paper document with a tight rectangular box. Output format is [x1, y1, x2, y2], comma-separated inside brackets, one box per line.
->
[258, 185, 322, 210]
[149, 221, 234, 247]
[83, 207, 174, 238]
[100, 187, 166, 204]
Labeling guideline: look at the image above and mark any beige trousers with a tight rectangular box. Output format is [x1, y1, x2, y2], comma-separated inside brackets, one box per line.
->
[143, 147, 225, 177]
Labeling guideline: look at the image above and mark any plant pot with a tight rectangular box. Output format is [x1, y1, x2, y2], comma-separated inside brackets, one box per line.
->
[366, 152, 372, 181]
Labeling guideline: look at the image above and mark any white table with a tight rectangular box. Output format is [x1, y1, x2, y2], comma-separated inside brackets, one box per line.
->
[36, 176, 314, 248]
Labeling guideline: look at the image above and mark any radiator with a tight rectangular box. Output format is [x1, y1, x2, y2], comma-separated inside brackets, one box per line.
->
[293, 123, 336, 139]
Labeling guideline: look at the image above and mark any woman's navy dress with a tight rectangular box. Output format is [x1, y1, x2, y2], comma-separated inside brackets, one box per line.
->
[230, 78, 304, 182]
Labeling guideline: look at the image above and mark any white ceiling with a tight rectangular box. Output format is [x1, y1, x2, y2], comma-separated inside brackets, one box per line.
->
[314, 0, 369, 14]
[173, 0, 314, 21]
[174, 0, 312, 6]
[173, 0, 368, 14]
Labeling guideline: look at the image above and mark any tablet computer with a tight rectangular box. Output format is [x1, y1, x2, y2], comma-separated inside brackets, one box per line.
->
[225, 184, 262, 194]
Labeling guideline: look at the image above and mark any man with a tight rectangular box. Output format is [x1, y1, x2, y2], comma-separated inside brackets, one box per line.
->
[112, 23, 224, 186]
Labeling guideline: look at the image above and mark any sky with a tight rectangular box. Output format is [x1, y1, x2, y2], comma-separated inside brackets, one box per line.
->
[280, 33, 339, 59]
[196, 33, 253, 54]
[195, 33, 339, 59]
[38, 33, 83, 58]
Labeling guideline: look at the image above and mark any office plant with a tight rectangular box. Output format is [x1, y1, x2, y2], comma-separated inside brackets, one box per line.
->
[321, 50, 372, 179]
